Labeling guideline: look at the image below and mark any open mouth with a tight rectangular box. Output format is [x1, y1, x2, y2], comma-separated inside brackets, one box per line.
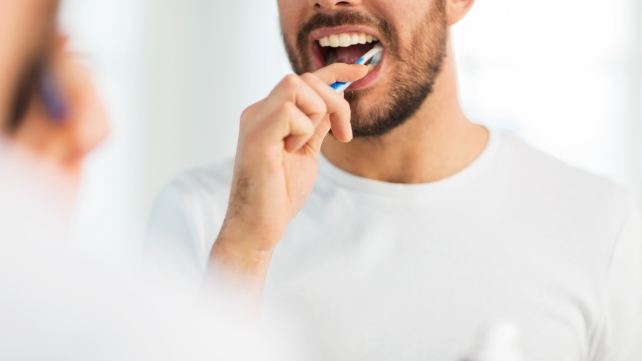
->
[312, 31, 383, 68]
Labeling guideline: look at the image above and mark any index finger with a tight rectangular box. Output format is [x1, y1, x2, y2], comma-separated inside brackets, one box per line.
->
[313, 63, 369, 85]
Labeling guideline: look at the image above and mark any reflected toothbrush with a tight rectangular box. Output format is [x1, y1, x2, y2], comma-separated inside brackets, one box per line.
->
[331, 44, 383, 92]
[39, 69, 68, 122]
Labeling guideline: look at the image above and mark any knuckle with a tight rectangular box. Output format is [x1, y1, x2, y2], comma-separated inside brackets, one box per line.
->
[300, 118, 315, 135]
[240, 102, 258, 122]
[317, 101, 328, 116]
[300, 72, 316, 83]
[338, 101, 351, 120]
[340, 98, 351, 110]
[274, 102, 299, 126]
[331, 98, 349, 115]
[307, 117, 316, 131]
[281, 74, 300, 92]
[279, 101, 296, 116]
[241, 105, 254, 122]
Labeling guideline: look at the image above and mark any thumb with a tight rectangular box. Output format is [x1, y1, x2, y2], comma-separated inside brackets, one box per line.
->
[313, 63, 369, 85]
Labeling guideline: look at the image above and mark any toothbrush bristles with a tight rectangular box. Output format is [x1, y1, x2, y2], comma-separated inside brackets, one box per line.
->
[356, 44, 384, 66]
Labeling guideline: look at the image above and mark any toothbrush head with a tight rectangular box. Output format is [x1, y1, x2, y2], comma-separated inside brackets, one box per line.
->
[369, 50, 383, 66]
[356, 44, 384, 66]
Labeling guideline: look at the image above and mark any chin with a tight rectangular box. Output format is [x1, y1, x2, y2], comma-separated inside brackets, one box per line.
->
[346, 81, 388, 114]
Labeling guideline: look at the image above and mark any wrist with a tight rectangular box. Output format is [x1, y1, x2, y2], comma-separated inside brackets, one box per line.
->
[212, 223, 277, 273]
[218, 216, 283, 251]
[208, 233, 274, 302]
[214, 234, 275, 265]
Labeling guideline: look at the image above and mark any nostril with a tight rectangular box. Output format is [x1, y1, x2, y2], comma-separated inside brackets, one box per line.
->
[315, 1, 352, 9]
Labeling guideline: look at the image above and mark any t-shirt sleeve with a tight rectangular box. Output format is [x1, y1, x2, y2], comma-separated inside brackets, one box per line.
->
[145, 175, 227, 283]
[597, 198, 642, 360]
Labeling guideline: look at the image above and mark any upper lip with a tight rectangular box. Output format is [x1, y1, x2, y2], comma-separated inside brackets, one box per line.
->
[309, 25, 383, 44]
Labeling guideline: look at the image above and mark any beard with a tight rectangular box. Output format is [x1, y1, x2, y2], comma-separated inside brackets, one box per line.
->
[283, 1, 448, 138]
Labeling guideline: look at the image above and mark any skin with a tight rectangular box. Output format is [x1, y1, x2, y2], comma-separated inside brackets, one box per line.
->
[0, 0, 108, 185]
[0, 0, 55, 121]
[211, 0, 487, 299]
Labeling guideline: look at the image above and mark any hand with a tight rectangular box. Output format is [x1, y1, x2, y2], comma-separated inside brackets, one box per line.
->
[214, 63, 368, 261]
[9, 34, 109, 182]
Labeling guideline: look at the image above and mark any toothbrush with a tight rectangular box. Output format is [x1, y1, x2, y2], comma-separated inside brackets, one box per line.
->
[331, 44, 383, 92]
[39, 68, 68, 121]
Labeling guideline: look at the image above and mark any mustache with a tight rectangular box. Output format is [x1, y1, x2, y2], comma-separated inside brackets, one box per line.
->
[296, 11, 397, 53]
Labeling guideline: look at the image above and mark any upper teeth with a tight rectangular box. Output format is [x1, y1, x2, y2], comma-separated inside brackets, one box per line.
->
[318, 33, 378, 48]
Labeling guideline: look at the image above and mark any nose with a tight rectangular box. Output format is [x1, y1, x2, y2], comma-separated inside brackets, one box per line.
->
[313, 0, 361, 11]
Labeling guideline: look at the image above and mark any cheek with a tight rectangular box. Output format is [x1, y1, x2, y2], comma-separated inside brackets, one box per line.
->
[278, 0, 303, 46]
[389, 0, 433, 17]
[375, 0, 433, 48]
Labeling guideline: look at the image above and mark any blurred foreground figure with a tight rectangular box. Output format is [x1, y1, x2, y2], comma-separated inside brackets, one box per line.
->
[0, 0, 107, 190]
[0, 2, 293, 360]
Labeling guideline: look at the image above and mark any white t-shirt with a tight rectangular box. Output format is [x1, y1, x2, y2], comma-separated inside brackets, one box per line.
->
[146, 130, 642, 361]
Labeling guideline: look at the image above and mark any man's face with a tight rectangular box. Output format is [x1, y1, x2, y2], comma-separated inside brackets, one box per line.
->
[279, 0, 448, 138]
[0, 0, 57, 126]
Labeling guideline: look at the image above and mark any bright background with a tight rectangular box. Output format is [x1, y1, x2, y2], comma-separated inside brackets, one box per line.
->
[58, 0, 642, 246]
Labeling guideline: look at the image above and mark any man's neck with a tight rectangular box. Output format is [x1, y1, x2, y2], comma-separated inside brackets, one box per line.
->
[321, 47, 489, 184]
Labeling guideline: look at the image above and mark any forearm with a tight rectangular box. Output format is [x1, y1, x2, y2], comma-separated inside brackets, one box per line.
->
[207, 225, 276, 300]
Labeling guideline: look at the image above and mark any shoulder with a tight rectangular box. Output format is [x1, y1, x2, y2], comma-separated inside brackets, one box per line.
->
[146, 158, 236, 276]
[496, 131, 632, 221]
[148, 158, 235, 242]
[156, 158, 235, 212]
[165, 158, 235, 198]
[491, 130, 638, 270]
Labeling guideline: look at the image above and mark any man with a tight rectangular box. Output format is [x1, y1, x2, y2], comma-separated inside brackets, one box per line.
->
[147, 0, 642, 360]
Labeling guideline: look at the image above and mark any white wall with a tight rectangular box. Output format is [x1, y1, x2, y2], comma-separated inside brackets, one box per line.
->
[454, 0, 642, 197]
[60, 0, 642, 245]
[59, 0, 147, 249]
[141, 0, 291, 210]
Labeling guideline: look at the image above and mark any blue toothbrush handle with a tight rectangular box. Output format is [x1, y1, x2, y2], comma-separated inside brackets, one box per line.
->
[331, 81, 347, 90]
[331, 81, 351, 92]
